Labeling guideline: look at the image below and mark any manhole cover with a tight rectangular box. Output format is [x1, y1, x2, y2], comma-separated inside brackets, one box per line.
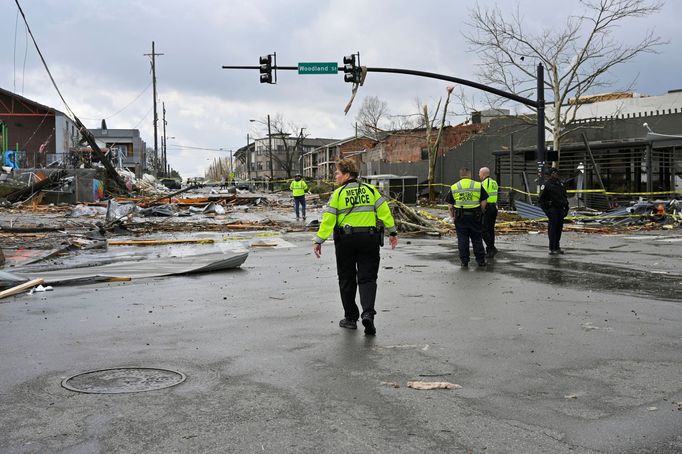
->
[61, 367, 186, 394]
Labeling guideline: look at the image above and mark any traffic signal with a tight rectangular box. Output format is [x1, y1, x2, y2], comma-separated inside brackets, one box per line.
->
[343, 54, 360, 84]
[259, 54, 274, 84]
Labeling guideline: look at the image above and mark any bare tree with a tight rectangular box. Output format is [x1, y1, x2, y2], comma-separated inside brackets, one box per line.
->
[423, 87, 454, 202]
[355, 96, 389, 139]
[466, 0, 665, 162]
[268, 115, 309, 179]
[205, 156, 229, 181]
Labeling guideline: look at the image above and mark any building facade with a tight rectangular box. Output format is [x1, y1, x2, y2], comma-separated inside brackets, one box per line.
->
[234, 135, 336, 183]
[90, 127, 147, 177]
[303, 136, 379, 180]
[0, 87, 79, 169]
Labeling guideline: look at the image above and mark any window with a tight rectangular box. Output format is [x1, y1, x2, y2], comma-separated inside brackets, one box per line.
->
[421, 148, 429, 160]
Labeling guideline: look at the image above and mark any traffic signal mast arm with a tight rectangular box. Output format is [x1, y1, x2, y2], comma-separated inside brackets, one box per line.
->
[222, 58, 546, 174]
[222, 63, 539, 108]
[365, 67, 538, 108]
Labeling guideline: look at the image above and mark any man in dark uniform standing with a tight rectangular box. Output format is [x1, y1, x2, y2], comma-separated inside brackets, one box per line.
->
[446, 167, 488, 267]
[538, 167, 569, 255]
[479, 166, 499, 258]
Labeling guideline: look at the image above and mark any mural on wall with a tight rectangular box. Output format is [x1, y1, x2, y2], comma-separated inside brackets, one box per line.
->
[3, 150, 20, 169]
[92, 179, 104, 202]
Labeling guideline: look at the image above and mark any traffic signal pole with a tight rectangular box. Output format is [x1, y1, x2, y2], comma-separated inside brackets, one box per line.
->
[222, 60, 547, 177]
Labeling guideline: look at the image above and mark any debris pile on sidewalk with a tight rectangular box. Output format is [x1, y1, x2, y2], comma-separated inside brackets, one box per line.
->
[391, 201, 454, 236]
[514, 198, 680, 230]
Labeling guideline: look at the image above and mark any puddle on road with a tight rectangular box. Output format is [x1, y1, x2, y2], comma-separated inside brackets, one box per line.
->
[497, 253, 682, 302]
[415, 248, 681, 302]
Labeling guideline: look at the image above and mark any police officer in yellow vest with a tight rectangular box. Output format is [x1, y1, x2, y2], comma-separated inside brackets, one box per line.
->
[313, 159, 398, 335]
[290, 173, 309, 220]
[479, 166, 499, 258]
[446, 167, 488, 267]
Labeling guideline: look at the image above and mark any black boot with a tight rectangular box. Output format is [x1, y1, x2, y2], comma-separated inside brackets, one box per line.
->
[339, 318, 357, 329]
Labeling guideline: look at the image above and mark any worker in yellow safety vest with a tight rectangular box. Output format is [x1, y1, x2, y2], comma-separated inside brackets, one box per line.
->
[290, 173, 309, 220]
[479, 166, 499, 258]
[313, 158, 398, 335]
[446, 167, 488, 267]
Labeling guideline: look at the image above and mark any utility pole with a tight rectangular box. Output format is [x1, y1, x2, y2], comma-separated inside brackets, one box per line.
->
[246, 133, 251, 181]
[267, 114, 273, 189]
[144, 41, 164, 177]
[162, 102, 167, 177]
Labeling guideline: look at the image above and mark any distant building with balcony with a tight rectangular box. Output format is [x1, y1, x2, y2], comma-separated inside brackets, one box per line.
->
[234, 134, 336, 183]
[89, 126, 147, 177]
[303, 136, 380, 180]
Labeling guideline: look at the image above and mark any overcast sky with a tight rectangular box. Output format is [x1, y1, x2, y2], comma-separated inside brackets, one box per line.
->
[2, 0, 680, 177]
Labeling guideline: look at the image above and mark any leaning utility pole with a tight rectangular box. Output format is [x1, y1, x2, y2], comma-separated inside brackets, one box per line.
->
[144, 41, 164, 176]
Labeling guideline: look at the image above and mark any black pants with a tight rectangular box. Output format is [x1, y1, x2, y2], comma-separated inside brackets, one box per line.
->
[455, 211, 486, 264]
[334, 232, 381, 321]
[547, 207, 566, 251]
[482, 203, 498, 252]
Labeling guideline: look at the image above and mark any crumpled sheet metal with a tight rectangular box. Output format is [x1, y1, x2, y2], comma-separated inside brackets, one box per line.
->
[514, 200, 546, 220]
[14, 251, 249, 286]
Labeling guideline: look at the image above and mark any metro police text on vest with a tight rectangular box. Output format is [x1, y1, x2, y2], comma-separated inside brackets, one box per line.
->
[344, 186, 371, 205]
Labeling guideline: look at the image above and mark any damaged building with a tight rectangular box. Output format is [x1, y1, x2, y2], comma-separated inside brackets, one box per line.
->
[494, 90, 682, 209]
[0, 87, 152, 203]
[294, 92, 680, 210]
[0, 87, 79, 169]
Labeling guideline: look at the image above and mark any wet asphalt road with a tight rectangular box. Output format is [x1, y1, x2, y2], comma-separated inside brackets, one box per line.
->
[1, 229, 681, 453]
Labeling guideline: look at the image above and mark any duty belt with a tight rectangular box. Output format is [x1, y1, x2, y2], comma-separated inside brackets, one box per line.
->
[334, 226, 379, 234]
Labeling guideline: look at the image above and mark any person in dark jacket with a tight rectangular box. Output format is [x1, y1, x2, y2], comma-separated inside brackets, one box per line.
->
[538, 167, 569, 255]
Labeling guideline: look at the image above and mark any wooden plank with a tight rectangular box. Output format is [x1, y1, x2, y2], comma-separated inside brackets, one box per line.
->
[108, 239, 215, 246]
[0, 278, 44, 300]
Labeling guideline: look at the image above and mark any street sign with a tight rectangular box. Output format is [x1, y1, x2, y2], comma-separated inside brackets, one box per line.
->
[298, 62, 338, 75]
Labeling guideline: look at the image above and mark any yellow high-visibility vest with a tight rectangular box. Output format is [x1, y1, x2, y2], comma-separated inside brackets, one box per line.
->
[290, 179, 308, 197]
[314, 181, 397, 244]
[481, 177, 498, 204]
[451, 178, 482, 209]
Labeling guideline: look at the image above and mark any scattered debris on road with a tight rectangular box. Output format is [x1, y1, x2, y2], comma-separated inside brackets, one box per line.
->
[407, 381, 462, 390]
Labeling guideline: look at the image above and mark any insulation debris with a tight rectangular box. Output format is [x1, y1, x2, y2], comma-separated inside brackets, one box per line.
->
[406, 381, 462, 390]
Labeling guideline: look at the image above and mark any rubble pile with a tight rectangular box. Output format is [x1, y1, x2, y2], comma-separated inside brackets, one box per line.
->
[514, 198, 680, 230]
[391, 200, 454, 236]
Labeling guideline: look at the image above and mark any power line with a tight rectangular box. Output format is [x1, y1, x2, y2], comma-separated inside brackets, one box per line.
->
[14, 0, 75, 118]
[79, 81, 153, 121]
[166, 144, 230, 152]
[22, 21, 28, 94]
[133, 105, 154, 129]
[13, 9, 19, 92]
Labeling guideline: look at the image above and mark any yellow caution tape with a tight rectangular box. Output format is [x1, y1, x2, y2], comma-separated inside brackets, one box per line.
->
[497, 212, 679, 226]
[276, 179, 680, 198]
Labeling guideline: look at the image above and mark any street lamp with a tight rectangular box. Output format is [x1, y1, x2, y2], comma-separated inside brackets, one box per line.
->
[298, 127, 307, 176]
[249, 115, 273, 189]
